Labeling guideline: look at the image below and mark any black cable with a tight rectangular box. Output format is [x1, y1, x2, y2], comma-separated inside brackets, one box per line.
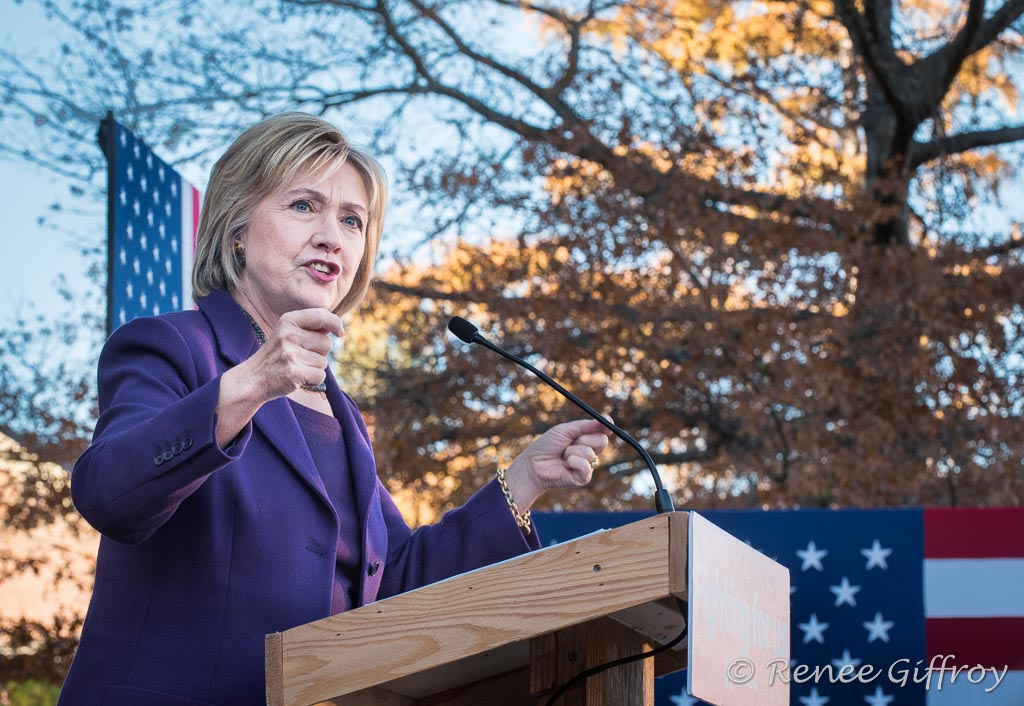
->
[543, 599, 689, 706]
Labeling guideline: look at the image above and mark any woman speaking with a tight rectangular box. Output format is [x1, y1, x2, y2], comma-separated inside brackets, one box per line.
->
[58, 113, 609, 705]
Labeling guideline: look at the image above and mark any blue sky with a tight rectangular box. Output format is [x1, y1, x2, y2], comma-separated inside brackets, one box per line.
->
[1, 1, 95, 324]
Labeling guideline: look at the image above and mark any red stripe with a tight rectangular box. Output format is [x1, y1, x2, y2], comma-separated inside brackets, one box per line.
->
[927, 617, 1024, 669]
[925, 508, 1024, 558]
[191, 186, 201, 249]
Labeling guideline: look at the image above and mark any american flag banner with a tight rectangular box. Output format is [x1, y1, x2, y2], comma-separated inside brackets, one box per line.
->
[533, 507, 1023, 706]
[99, 114, 201, 334]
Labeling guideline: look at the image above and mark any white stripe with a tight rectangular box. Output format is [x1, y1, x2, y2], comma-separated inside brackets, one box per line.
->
[924, 559, 1024, 617]
[927, 669, 1024, 706]
[180, 179, 195, 310]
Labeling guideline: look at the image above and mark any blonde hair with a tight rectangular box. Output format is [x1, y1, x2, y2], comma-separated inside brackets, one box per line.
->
[192, 112, 387, 316]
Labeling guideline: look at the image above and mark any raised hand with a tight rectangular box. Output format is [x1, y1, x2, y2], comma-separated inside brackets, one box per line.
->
[244, 308, 344, 401]
[215, 308, 343, 447]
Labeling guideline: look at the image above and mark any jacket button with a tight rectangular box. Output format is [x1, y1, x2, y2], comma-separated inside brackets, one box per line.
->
[161, 450, 174, 462]
[367, 561, 380, 576]
[153, 455, 164, 466]
[172, 443, 182, 454]
[183, 437, 193, 449]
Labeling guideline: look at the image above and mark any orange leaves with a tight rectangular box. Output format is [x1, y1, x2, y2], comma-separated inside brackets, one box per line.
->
[313, 0, 1024, 512]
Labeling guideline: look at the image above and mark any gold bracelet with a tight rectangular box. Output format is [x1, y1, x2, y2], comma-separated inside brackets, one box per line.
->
[496, 467, 532, 535]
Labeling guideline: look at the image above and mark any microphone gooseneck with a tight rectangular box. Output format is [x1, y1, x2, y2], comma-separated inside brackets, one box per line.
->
[446, 317, 675, 514]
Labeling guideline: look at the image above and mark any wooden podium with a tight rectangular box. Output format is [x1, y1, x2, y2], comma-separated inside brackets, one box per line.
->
[266, 512, 790, 706]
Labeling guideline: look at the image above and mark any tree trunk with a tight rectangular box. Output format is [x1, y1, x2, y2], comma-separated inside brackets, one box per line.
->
[861, 76, 915, 246]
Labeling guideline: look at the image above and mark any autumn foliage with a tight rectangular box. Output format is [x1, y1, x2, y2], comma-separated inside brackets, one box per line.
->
[328, 0, 1024, 512]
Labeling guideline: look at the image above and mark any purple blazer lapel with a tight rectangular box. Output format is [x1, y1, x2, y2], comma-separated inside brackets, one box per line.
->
[196, 291, 338, 520]
[324, 372, 387, 603]
[324, 374, 378, 523]
[197, 290, 261, 367]
[253, 399, 338, 523]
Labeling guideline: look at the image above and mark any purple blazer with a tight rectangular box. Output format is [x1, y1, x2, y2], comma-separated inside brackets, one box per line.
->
[58, 290, 539, 706]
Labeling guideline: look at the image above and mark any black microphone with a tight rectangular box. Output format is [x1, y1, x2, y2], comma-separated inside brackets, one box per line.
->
[446, 316, 675, 514]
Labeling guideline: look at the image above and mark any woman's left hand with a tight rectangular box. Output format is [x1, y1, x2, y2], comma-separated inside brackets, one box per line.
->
[502, 419, 611, 511]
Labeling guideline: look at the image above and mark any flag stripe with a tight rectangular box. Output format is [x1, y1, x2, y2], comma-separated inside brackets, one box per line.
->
[180, 180, 198, 309]
[924, 559, 1024, 617]
[924, 508, 1024, 558]
[926, 617, 1024, 669]
[925, 668, 1024, 706]
[191, 184, 200, 243]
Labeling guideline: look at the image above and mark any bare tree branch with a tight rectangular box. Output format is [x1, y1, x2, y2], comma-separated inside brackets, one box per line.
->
[914, 0, 1024, 119]
[910, 124, 1024, 167]
[962, 0, 1024, 58]
[831, 0, 909, 121]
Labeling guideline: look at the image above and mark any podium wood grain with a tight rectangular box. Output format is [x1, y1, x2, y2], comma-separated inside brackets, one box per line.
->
[266, 512, 689, 706]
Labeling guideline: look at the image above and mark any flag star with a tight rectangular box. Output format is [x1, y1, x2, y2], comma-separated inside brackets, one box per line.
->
[830, 577, 860, 607]
[119, 130, 126, 147]
[133, 258, 140, 275]
[140, 175, 147, 193]
[126, 165, 134, 182]
[798, 614, 829, 644]
[152, 304, 160, 315]
[170, 237, 178, 253]
[125, 282, 133, 300]
[133, 143, 140, 159]
[119, 308, 126, 324]
[830, 649, 861, 670]
[165, 202, 172, 218]
[165, 259, 173, 274]
[159, 222, 166, 238]
[159, 280, 166, 296]
[171, 294, 179, 309]
[159, 165, 165, 181]
[119, 248, 127, 265]
[140, 234, 147, 250]
[126, 223, 134, 240]
[147, 210, 154, 227]
[669, 688, 700, 706]
[146, 268, 154, 285]
[861, 540, 892, 570]
[799, 687, 829, 706]
[170, 181, 178, 197]
[133, 199, 141, 216]
[864, 686, 894, 706]
[863, 612, 894, 643]
[139, 292, 147, 309]
[146, 153, 153, 169]
[119, 188, 127, 206]
[797, 541, 828, 571]
[153, 245, 160, 261]
[153, 189, 161, 205]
